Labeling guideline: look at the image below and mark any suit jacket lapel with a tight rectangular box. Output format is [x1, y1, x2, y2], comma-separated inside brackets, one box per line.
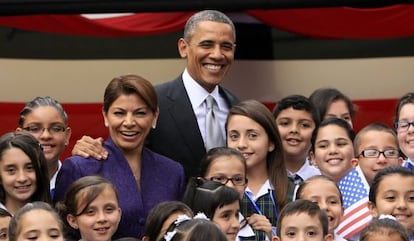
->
[165, 78, 206, 156]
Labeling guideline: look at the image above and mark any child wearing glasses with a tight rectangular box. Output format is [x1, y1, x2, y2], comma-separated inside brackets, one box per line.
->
[368, 166, 414, 241]
[394, 92, 414, 169]
[352, 122, 403, 186]
[199, 146, 271, 240]
[16, 96, 72, 198]
[335, 122, 403, 240]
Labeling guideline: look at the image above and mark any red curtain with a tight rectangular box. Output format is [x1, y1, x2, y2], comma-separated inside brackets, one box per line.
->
[0, 5, 413, 38]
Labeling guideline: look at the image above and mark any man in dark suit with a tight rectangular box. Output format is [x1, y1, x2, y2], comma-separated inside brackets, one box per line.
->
[147, 10, 239, 179]
[71, 10, 238, 179]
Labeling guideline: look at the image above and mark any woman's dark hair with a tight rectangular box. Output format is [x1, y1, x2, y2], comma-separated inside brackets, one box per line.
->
[103, 74, 158, 114]
[0, 132, 51, 205]
[182, 178, 239, 219]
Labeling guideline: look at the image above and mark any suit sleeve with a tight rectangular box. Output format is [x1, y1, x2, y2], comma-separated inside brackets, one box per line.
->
[53, 158, 83, 203]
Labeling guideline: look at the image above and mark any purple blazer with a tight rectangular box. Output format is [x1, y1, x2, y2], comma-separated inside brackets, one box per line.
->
[54, 137, 185, 240]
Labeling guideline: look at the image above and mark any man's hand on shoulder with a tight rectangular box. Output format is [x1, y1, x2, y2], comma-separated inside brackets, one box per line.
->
[72, 136, 108, 160]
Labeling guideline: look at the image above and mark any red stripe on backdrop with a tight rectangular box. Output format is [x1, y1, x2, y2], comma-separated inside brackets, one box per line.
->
[1, 6, 414, 38]
[1, 98, 398, 160]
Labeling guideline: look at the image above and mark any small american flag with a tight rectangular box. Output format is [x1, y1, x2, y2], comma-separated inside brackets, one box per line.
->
[336, 166, 372, 240]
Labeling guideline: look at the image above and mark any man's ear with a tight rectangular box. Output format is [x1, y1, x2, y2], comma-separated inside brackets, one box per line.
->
[178, 38, 188, 58]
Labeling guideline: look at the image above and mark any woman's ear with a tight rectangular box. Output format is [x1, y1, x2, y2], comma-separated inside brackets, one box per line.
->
[152, 108, 159, 129]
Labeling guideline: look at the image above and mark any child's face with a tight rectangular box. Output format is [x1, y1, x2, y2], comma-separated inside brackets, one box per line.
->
[310, 125, 354, 182]
[355, 130, 402, 185]
[227, 115, 275, 174]
[275, 107, 315, 164]
[68, 186, 122, 241]
[299, 179, 343, 234]
[19, 106, 71, 164]
[0, 216, 11, 241]
[324, 100, 353, 128]
[204, 155, 246, 199]
[397, 103, 414, 160]
[212, 200, 240, 241]
[16, 209, 64, 241]
[369, 174, 414, 231]
[0, 147, 37, 210]
[276, 212, 332, 241]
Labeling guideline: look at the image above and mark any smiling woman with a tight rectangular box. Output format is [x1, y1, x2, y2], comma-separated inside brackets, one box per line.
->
[53, 74, 185, 240]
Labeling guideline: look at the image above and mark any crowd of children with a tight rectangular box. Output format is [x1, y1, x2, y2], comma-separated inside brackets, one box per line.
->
[0, 8, 413, 241]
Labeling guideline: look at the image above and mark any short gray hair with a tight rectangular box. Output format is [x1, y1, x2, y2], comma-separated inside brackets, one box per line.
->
[183, 10, 236, 42]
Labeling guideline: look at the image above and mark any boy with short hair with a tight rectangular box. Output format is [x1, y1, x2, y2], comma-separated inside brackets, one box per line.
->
[336, 122, 403, 240]
[352, 122, 403, 185]
[273, 95, 321, 184]
[273, 199, 333, 241]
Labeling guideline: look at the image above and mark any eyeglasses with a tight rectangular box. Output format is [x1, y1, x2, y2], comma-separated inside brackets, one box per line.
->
[22, 125, 66, 135]
[394, 121, 414, 132]
[208, 175, 248, 186]
[359, 149, 399, 159]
